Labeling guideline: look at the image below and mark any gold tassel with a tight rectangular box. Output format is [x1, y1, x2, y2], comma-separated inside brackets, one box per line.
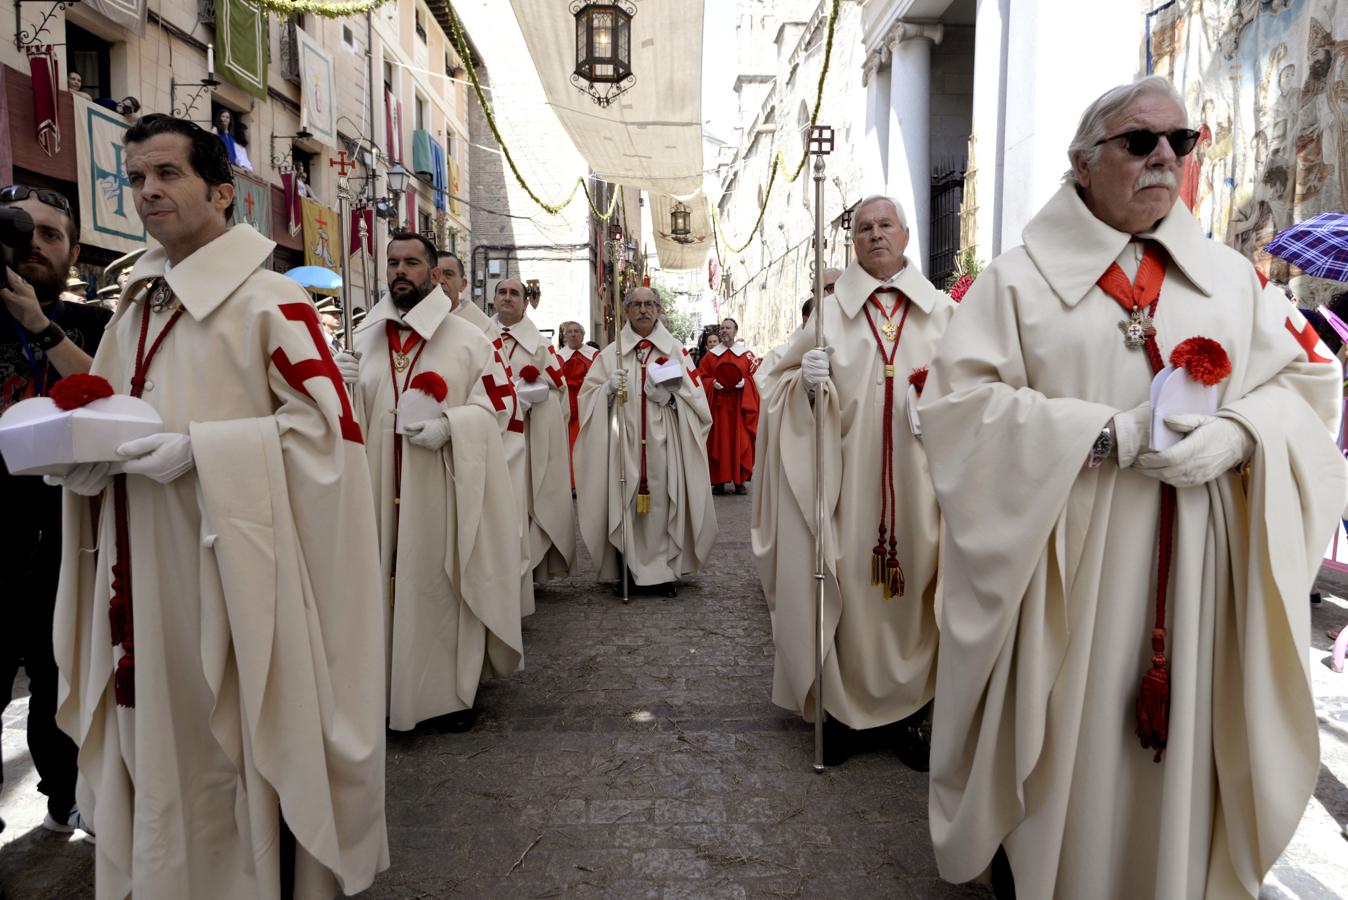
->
[636, 492, 651, 515]
[871, 551, 885, 586]
[883, 561, 905, 600]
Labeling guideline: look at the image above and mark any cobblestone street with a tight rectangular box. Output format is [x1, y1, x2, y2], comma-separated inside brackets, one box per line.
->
[3, 493, 1346, 897]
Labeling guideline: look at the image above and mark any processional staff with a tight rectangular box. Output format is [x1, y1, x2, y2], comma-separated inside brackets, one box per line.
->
[608, 225, 632, 605]
[809, 123, 834, 773]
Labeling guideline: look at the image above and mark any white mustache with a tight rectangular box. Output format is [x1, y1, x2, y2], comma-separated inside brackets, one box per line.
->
[1134, 169, 1178, 191]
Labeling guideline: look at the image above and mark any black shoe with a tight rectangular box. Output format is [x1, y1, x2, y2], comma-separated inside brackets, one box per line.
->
[659, 581, 678, 599]
[1311, 591, 1323, 606]
[895, 720, 931, 773]
[734, 483, 748, 495]
[712, 484, 726, 495]
[429, 708, 478, 733]
[990, 845, 1016, 900]
[821, 716, 852, 767]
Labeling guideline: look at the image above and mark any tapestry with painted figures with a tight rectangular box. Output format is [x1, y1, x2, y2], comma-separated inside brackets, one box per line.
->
[1147, 0, 1348, 298]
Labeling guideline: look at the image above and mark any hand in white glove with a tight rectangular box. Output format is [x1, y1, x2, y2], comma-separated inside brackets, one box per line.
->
[801, 347, 834, 388]
[403, 415, 453, 451]
[334, 350, 361, 385]
[1133, 414, 1252, 488]
[118, 433, 195, 484]
[644, 381, 673, 406]
[607, 367, 628, 396]
[44, 462, 113, 496]
[515, 393, 534, 416]
[1112, 402, 1152, 468]
[712, 380, 725, 391]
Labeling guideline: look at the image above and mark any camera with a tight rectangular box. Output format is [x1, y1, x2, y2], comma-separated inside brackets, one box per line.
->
[0, 205, 35, 288]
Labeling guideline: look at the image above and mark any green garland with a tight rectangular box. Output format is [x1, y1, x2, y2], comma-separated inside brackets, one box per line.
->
[713, 0, 842, 258]
[249, 0, 392, 19]
[447, 7, 619, 221]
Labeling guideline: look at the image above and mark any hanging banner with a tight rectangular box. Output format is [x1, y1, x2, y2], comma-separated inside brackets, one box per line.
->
[232, 169, 272, 238]
[650, 192, 712, 271]
[28, 48, 58, 157]
[349, 207, 374, 255]
[218, 0, 267, 100]
[73, 96, 146, 254]
[296, 25, 336, 149]
[82, 0, 147, 37]
[448, 154, 461, 216]
[384, 88, 403, 164]
[301, 196, 340, 271]
[1146, 0, 1348, 294]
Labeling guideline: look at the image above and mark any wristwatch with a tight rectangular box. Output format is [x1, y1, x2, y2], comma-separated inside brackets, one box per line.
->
[1087, 422, 1115, 469]
[27, 319, 66, 352]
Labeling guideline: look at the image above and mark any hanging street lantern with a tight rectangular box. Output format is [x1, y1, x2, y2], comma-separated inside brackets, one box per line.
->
[572, 1, 636, 108]
[670, 201, 692, 242]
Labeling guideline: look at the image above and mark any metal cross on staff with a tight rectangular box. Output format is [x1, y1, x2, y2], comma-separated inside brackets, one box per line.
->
[329, 151, 359, 349]
[808, 122, 833, 774]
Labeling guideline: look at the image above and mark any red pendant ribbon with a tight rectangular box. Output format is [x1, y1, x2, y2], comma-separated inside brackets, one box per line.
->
[861, 289, 911, 600]
[386, 322, 430, 592]
[111, 280, 186, 707]
[1096, 241, 1175, 762]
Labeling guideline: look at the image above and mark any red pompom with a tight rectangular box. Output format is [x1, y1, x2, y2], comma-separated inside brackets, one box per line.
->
[948, 273, 975, 302]
[908, 366, 929, 395]
[1169, 336, 1232, 387]
[408, 371, 448, 402]
[655, 356, 669, 365]
[519, 365, 540, 383]
[49, 373, 116, 410]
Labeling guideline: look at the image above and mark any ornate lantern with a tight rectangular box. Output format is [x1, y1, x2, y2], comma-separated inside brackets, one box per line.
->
[572, 1, 636, 108]
[670, 201, 692, 242]
[525, 278, 542, 308]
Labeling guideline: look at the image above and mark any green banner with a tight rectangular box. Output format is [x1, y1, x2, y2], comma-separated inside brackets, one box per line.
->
[219, 0, 267, 99]
[231, 169, 272, 238]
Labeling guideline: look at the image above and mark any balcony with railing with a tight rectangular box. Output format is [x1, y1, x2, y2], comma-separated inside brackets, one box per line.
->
[198, 0, 215, 25]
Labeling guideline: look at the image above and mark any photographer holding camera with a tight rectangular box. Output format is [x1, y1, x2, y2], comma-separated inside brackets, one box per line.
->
[0, 183, 111, 835]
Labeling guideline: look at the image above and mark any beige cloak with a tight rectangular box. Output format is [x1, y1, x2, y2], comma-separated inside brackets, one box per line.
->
[494, 314, 577, 583]
[575, 323, 717, 585]
[920, 186, 1347, 899]
[752, 260, 954, 729]
[452, 299, 535, 614]
[54, 225, 388, 899]
[352, 287, 525, 731]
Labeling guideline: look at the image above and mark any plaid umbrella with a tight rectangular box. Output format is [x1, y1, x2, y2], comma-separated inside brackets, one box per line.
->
[1265, 212, 1348, 281]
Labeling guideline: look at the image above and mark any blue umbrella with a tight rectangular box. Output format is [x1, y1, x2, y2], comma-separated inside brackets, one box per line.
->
[284, 265, 342, 294]
[1264, 212, 1348, 282]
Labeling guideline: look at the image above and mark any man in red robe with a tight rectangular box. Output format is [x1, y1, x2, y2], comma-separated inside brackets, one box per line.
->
[558, 320, 597, 487]
[699, 319, 759, 494]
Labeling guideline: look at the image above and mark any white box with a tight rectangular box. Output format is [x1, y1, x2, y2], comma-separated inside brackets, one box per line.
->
[515, 379, 551, 405]
[648, 358, 684, 386]
[0, 395, 163, 476]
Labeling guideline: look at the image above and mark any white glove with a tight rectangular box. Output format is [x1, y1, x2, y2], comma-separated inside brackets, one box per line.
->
[118, 433, 195, 484]
[712, 380, 725, 391]
[403, 415, 453, 451]
[801, 347, 833, 388]
[644, 381, 672, 406]
[515, 393, 533, 416]
[1112, 402, 1152, 468]
[1133, 414, 1252, 488]
[607, 367, 628, 396]
[44, 462, 113, 496]
[334, 350, 360, 385]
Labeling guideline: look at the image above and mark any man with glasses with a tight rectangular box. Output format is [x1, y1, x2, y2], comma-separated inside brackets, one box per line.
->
[920, 77, 1346, 899]
[575, 287, 716, 596]
[0, 183, 109, 836]
[45, 114, 388, 897]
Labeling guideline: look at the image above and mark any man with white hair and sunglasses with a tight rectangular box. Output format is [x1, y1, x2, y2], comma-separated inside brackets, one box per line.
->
[920, 76, 1346, 899]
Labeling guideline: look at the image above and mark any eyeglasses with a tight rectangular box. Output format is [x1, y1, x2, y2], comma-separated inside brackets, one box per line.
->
[1094, 128, 1201, 158]
[0, 184, 72, 212]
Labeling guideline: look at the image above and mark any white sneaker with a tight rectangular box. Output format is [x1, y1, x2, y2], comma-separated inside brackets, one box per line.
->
[41, 812, 74, 834]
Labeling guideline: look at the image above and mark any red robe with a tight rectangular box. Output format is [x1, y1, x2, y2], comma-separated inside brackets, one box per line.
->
[698, 342, 759, 485]
[559, 344, 597, 485]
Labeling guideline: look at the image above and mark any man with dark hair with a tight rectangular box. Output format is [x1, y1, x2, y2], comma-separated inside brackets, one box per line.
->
[47, 114, 388, 897]
[336, 233, 524, 733]
[0, 183, 109, 835]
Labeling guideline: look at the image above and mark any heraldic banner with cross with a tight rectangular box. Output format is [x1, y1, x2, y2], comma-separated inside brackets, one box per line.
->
[232, 170, 272, 239]
[301, 196, 340, 272]
[73, 96, 146, 254]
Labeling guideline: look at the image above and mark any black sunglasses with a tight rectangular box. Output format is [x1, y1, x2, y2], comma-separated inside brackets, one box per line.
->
[1094, 128, 1201, 158]
[0, 184, 72, 213]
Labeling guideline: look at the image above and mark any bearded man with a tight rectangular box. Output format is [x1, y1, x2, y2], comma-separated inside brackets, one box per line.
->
[48, 113, 388, 898]
[0, 184, 108, 836]
[753, 197, 954, 769]
[336, 234, 524, 733]
[920, 76, 1346, 899]
[492, 278, 576, 584]
[575, 287, 717, 595]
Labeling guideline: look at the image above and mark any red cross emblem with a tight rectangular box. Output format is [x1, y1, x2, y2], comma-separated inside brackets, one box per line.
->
[1286, 316, 1332, 364]
[545, 346, 564, 387]
[271, 303, 363, 443]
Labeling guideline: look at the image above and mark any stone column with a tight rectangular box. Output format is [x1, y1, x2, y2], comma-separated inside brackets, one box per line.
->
[885, 21, 943, 275]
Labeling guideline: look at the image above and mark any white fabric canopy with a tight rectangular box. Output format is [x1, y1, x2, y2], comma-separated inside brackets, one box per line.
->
[649, 192, 712, 271]
[508, 0, 705, 197]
